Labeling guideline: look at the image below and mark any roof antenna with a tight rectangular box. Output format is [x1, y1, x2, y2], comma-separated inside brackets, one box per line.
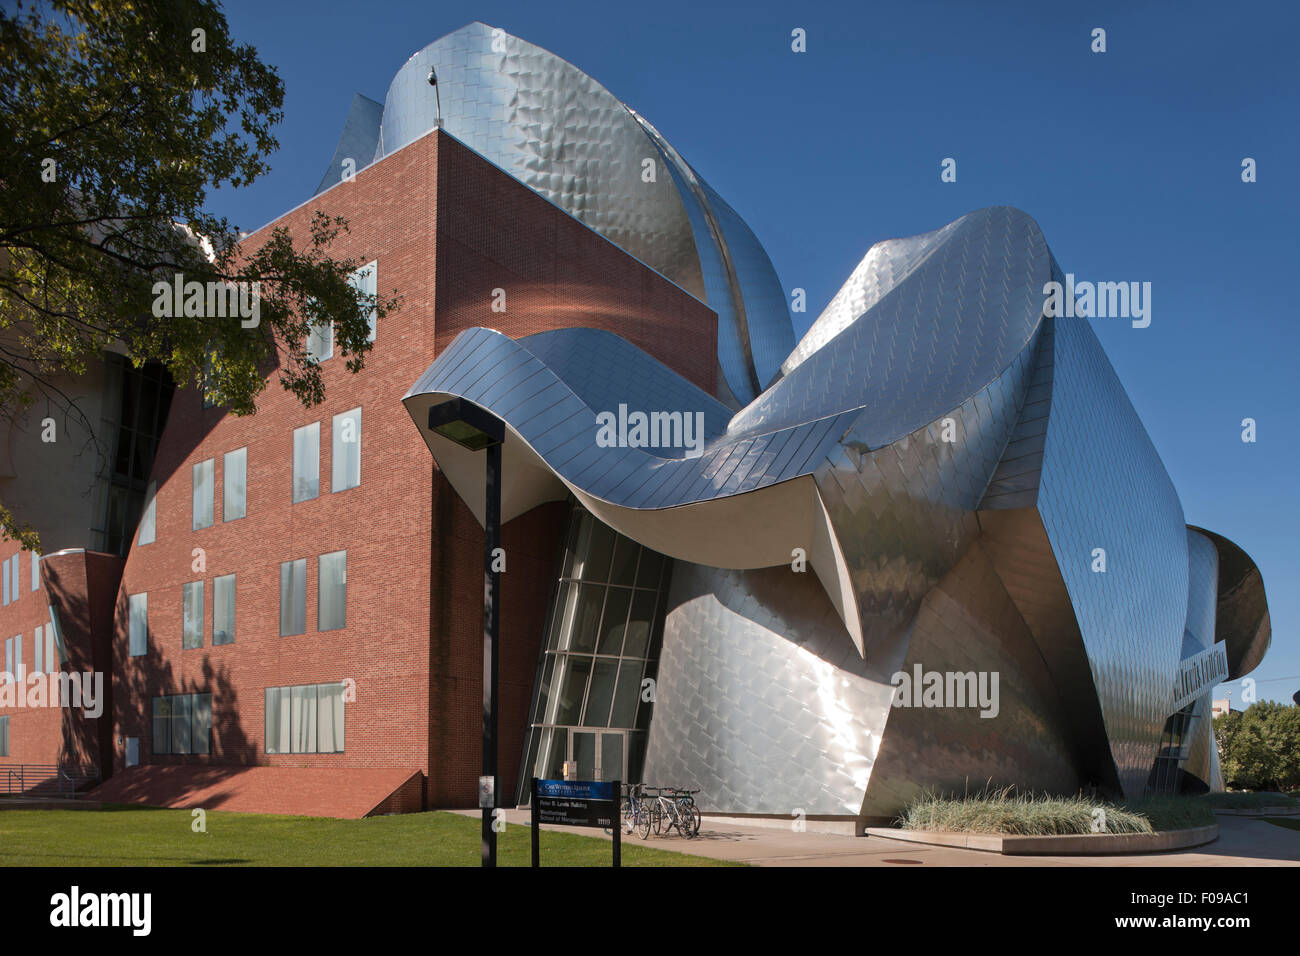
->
[428, 66, 442, 129]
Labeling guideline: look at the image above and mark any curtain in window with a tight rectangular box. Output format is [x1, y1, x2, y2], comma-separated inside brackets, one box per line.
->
[292, 423, 320, 502]
[331, 409, 362, 492]
[193, 694, 212, 755]
[279, 560, 306, 636]
[213, 575, 236, 645]
[223, 449, 247, 520]
[182, 581, 204, 649]
[192, 459, 214, 529]
[138, 481, 157, 544]
[318, 551, 347, 631]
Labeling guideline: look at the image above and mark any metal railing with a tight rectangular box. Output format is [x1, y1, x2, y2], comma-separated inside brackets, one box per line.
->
[0, 764, 99, 798]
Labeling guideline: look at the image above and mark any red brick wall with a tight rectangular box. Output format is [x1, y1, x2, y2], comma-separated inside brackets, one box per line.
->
[365, 768, 426, 816]
[113, 133, 440, 783]
[0, 548, 120, 773]
[434, 134, 718, 395]
[110, 129, 719, 812]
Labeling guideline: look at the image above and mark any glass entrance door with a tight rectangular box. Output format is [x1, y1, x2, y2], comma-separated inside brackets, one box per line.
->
[567, 728, 626, 781]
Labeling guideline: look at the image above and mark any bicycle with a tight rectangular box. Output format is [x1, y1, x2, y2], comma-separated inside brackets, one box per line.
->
[647, 786, 696, 839]
[621, 784, 653, 840]
[670, 787, 702, 837]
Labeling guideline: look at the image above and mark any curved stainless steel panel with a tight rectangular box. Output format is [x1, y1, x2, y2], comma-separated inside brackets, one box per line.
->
[402, 200, 1271, 817]
[646, 562, 895, 815]
[1179, 529, 1221, 792]
[1192, 527, 1271, 679]
[377, 23, 703, 302]
[371, 22, 794, 403]
[1038, 306, 1190, 797]
[313, 93, 383, 196]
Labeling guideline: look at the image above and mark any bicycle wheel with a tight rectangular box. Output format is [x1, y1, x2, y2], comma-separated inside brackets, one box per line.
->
[637, 803, 652, 840]
[677, 806, 696, 839]
[687, 803, 702, 836]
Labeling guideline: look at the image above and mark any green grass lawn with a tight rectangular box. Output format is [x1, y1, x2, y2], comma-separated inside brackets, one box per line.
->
[0, 805, 739, 867]
[1203, 791, 1300, 810]
[1263, 817, 1300, 833]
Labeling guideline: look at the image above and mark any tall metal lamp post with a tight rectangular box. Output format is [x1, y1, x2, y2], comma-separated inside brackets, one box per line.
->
[427, 398, 505, 867]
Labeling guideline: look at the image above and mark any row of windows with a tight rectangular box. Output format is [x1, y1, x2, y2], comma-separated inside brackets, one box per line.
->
[1, 552, 39, 606]
[125, 551, 346, 657]
[281, 551, 347, 635]
[292, 408, 362, 503]
[134, 682, 347, 759]
[203, 263, 377, 409]
[305, 262, 378, 362]
[1, 609, 67, 680]
[181, 576, 236, 649]
[152, 693, 212, 755]
[136, 405, 364, 549]
[265, 683, 346, 754]
[136, 403, 363, 548]
[190, 447, 247, 531]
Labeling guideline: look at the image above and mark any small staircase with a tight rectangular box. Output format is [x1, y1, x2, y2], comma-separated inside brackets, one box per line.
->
[0, 764, 99, 798]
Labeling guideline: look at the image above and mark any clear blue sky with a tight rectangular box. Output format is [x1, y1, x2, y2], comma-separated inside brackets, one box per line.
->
[209, 0, 1299, 705]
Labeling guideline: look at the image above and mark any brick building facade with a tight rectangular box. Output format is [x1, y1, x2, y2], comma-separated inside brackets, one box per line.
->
[0, 128, 716, 815]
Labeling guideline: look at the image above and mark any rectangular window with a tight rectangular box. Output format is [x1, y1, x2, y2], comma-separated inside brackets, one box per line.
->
[0, 715, 8, 756]
[33, 623, 42, 675]
[279, 559, 306, 636]
[128, 592, 148, 657]
[223, 448, 246, 521]
[138, 481, 157, 545]
[31, 551, 39, 591]
[47, 606, 66, 667]
[292, 423, 320, 502]
[305, 318, 333, 362]
[3, 559, 9, 605]
[351, 261, 378, 342]
[331, 408, 361, 492]
[318, 550, 347, 631]
[192, 458, 214, 530]
[172, 694, 191, 753]
[265, 682, 345, 755]
[10, 554, 19, 595]
[213, 574, 235, 645]
[46, 608, 66, 671]
[182, 581, 204, 649]
[4, 634, 21, 682]
[151, 693, 212, 755]
[125, 737, 139, 768]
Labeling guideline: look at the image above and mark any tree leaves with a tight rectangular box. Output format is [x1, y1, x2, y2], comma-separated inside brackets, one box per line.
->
[0, 0, 401, 547]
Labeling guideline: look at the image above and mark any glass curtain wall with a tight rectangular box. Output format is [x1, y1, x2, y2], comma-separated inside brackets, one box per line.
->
[515, 502, 671, 804]
[91, 356, 176, 555]
[1148, 704, 1198, 795]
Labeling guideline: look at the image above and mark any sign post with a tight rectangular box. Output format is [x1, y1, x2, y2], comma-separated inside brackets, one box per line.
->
[530, 777, 621, 867]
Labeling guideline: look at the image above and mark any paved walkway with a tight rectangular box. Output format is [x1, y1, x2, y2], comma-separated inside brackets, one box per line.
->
[463, 809, 1300, 866]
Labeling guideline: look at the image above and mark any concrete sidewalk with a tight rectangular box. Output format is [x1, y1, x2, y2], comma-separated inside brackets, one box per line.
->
[461, 809, 1300, 866]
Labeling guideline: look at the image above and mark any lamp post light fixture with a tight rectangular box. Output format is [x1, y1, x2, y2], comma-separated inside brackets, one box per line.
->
[427, 398, 505, 867]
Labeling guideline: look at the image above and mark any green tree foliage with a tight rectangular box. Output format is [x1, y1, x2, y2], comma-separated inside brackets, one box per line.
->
[0, 0, 400, 549]
[1215, 700, 1300, 792]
